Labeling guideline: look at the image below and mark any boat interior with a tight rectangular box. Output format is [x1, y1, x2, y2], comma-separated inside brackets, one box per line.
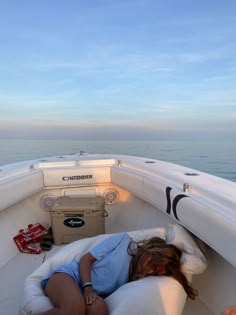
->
[0, 155, 235, 315]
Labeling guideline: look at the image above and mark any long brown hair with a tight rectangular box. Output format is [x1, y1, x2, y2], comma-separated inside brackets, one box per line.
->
[128, 237, 198, 300]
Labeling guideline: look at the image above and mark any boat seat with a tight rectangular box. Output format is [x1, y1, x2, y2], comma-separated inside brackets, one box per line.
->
[0, 170, 43, 211]
[21, 225, 207, 315]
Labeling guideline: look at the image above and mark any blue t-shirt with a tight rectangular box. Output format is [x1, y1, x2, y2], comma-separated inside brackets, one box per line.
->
[89, 232, 132, 295]
[42, 232, 133, 296]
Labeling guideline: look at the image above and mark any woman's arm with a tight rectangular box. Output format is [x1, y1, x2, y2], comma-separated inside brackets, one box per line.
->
[79, 252, 97, 305]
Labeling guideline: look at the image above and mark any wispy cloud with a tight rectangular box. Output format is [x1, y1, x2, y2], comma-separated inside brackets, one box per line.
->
[34, 50, 215, 73]
[0, 1, 235, 140]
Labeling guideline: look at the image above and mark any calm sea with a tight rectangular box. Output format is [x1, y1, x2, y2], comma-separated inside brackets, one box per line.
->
[0, 139, 236, 182]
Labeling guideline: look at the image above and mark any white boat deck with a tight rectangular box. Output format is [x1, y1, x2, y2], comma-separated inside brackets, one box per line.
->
[0, 247, 61, 315]
[0, 246, 212, 315]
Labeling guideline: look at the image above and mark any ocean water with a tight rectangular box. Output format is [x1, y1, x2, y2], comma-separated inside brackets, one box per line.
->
[0, 139, 236, 182]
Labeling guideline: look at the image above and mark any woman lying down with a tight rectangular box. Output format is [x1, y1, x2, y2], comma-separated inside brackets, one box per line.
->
[38, 232, 197, 315]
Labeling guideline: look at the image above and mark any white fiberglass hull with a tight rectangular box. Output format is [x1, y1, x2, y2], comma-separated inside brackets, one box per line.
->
[0, 153, 235, 314]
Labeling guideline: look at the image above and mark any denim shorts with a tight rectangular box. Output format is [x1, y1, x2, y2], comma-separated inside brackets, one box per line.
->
[41, 261, 81, 290]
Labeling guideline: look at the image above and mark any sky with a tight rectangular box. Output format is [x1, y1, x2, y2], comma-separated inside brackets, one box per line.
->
[0, 0, 236, 140]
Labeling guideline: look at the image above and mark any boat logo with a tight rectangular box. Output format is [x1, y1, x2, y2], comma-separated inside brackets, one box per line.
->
[64, 218, 85, 228]
[62, 175, 93, 181]
[165, 186, 189, 221]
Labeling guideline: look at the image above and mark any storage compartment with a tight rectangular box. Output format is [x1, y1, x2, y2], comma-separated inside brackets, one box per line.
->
[50, 196, 105, 245]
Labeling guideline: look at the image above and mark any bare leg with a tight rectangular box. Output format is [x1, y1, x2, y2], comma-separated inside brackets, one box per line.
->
[38, 273, 86, 315]
[86, 296, 109, 315]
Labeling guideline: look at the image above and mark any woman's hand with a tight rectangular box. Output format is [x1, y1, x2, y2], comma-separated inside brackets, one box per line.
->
[83, 286, 98, 305]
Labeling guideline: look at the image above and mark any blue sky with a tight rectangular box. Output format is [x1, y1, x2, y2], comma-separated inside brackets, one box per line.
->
[0, 0, 235, 140]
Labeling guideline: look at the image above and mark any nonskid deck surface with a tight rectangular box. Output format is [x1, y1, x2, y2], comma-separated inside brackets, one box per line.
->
[184, 299, 212, 315]
[0, 245, 212, 315]
[0, 246, 61, 315]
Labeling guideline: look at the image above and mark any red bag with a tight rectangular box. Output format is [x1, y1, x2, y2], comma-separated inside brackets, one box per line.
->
[13, 223, 48, 254]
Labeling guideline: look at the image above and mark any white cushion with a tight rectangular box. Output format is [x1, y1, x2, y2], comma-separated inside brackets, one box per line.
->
[166, 224, 207, 274]
[21, 225, 206, 315]
[128, 226, 166, 242]
[106, 276, 186, 315]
